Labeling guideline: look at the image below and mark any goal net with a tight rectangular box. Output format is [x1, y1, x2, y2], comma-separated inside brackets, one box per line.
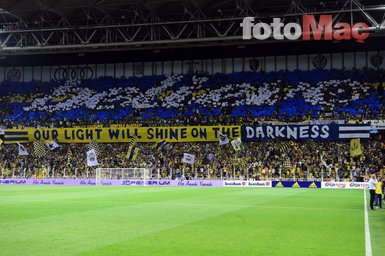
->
[96, 168, 150, 186]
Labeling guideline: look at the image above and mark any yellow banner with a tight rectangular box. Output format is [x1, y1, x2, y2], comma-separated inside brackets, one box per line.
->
[350, 138, 363, 157]
[4, 126, 241, 144]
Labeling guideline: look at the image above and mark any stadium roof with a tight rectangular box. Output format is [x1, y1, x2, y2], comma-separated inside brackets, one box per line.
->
[0, 1, 383, 23]
[0, 0, 310, 23]
[0, 0, 384, 65]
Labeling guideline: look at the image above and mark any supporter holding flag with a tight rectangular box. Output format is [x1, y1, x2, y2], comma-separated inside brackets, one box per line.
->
[67, 147, 72, 166]
[34, 141, 47, 158]
[88, 140, 101, 156]
[126, 135, 139, 161]
[45, 141, 60, 151]
[87, 149, 99, 167]
[219, 133, 230, 146]
[17, 143, 29, 156]
[126, 146, 139, 161]
[350, 138, 363, 157]
[129, 135, 138, 147]
[202, 153, 215, 165]
[283, 158, 291, 170]
[155, 140, 170, 152]
[182, 153, 195, 165]
[231, 138, 244, 151]
[320, 153, 334, 169]
[278, 141, 298, 155]
[279, 142, 291, 154]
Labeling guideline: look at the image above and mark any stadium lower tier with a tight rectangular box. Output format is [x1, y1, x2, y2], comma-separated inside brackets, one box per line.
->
[0, 69, 384, 127]
[1, 140, 384, 181]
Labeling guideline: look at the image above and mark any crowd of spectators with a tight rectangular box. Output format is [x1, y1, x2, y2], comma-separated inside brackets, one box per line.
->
[0, 69, 384, 128]
[0, 68, 384, 181]
[1, 139, 384, 181]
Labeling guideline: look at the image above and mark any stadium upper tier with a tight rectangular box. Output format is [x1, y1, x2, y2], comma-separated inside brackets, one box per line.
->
[1, 69, 384, 127]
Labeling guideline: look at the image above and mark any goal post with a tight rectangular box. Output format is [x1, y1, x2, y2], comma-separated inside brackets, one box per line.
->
[96, 168, 150, 186]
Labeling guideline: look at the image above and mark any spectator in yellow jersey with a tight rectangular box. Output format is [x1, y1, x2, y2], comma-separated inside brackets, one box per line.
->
[375, 177, 383, 209]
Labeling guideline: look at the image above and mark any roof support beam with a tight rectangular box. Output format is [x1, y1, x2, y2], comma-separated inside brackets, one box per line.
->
[0, 3, 384, 54]
[352, 0, 379, 27]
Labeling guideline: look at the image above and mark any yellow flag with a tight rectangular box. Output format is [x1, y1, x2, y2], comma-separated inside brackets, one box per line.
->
[126, 146, 139, 161]
[350, 138, 363, 157]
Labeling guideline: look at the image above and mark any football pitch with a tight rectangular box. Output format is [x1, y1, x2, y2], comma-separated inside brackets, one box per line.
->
[0, 186, 382, 256]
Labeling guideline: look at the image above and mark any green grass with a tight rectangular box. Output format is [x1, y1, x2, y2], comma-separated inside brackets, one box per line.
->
[0, 186, 381, 256]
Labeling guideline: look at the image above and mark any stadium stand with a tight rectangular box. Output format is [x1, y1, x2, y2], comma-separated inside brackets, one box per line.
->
[1, 135, 384, 181]
[1, 69, 384, 128]
[1, 1, 385, 255]
[0, 69, 384, 181]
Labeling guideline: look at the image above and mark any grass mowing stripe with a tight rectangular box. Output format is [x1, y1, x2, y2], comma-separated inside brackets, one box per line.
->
[364, 189, 372, 256]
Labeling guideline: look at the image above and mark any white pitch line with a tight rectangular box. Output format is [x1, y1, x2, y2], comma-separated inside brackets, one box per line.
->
[0, 198, 362, 212]
[364, 189, 372, 256]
